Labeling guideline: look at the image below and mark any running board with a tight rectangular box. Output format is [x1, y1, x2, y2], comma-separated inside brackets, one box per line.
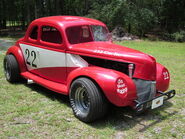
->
[21, 72, 68, 95]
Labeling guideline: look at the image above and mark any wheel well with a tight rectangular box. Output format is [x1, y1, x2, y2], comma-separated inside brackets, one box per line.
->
[7, 53, 14, 57]
[8, 53, 20, 69]
[69, 75, 109, 101]
[7, 50, 27, 73]
[5, 53, 18, 64]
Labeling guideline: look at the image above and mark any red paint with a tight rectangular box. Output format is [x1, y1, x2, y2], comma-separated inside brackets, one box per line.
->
[6, 45, 27, 72]
[67, 42, 156, 81]
[66, 66, 137, 106]
[5, 16, 172, 108]
[156, 63, 170, 92]
[21, 71, 68, 94]
[37, 67, 67, 84]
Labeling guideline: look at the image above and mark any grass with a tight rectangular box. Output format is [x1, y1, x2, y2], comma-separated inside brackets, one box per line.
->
[0, 40, 185, 138]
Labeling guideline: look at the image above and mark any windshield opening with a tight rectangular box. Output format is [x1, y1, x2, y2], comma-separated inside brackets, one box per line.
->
[91, 25, 109, 41]
[66, 25, 93, 44]
[66, 25, 110, 44]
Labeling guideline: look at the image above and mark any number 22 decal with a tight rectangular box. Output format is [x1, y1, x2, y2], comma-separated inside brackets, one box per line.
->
[25, 49, 37, 68]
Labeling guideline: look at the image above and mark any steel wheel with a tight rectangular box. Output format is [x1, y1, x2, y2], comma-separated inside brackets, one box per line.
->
[4, 58, 11, 80]
[75, 85, 90, 114]
[70, 77, 108, 122]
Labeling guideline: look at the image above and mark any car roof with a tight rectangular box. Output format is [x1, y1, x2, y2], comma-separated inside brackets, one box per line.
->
[32, 16, 106, 28]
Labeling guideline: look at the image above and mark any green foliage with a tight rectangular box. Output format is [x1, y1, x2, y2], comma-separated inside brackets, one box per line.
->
[171, 31, 185, 42]
[0, 0, 184, 39]
[88, 0, 159, 36]
[88, 0, 124, 30]
[162, 31, 185, 42]
[161, 0, 185, 33]
[136, 8, 157, 36]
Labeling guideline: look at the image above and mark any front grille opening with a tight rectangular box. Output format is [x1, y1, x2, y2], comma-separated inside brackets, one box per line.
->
[134, 79, 156, 103]
[81, 56, 130, 75]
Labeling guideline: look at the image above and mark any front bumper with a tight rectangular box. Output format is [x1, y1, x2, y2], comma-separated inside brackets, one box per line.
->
[135, 89, 176, 112]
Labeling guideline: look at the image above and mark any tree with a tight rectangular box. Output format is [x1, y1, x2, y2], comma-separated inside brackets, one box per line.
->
[0, 0, 184, 37]
[161, 0, 185, 33]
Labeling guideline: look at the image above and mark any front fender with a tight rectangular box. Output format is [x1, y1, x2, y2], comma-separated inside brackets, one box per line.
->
[156, 63, 170, 92]
[67, 66, 137, 106]
[6, 45, 27, 73]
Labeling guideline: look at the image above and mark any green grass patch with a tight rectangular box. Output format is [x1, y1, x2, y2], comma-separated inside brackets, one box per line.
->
[0, 40, 185, 138]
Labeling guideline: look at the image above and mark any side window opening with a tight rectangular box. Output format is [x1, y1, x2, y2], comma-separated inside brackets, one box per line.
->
[41, 26, 62, 44]
[30, 26, 38, 40]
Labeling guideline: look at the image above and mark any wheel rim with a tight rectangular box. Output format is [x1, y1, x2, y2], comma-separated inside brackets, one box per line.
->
[4, 59, 11, 80]
[75, 85, 90, 114]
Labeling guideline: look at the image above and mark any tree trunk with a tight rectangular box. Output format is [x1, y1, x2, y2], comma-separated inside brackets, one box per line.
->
[128, 23, 131, 33]
[2, 0, 7, 29]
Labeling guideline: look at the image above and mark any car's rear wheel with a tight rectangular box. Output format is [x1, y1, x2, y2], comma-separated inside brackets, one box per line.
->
[3, 54, 21, 83]
[69, 77, 108, 122]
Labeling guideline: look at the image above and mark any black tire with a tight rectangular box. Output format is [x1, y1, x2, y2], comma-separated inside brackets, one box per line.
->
[69, 77, 108, 122]
[3, 54, 21, 83]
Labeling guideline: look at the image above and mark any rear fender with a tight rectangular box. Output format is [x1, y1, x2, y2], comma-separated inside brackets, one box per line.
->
[67, 66, 137, 106]
[6, 45, 27, 73]
[156, 63, 170, 92]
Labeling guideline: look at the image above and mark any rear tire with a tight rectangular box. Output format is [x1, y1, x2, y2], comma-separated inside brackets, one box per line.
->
[3, 54, 21, 83]
[69, 77, 108, 122]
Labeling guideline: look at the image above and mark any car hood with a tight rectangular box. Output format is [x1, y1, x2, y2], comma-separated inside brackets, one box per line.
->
[67, 42, 156, 80]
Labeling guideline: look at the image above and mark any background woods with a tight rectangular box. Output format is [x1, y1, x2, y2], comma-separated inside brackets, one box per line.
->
[0, 0, 185, 40]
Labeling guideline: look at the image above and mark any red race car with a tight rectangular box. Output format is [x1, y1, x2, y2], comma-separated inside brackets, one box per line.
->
[3, 16, 175, 122]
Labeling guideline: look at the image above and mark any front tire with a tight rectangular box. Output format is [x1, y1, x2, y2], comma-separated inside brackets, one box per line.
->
[3, 54, 21, 83]
[69, 78, 108, 122]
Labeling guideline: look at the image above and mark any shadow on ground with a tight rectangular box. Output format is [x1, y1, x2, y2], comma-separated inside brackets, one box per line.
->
[25, 83, 70, 107]
[90, 103, 177, 132]
[25, 83, 177, 132]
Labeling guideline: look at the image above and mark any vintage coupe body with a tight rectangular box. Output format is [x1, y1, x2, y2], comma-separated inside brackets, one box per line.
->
[4, 16, 175, 122]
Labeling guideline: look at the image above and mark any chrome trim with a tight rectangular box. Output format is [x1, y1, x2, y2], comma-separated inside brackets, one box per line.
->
[128, 64, 134, 78]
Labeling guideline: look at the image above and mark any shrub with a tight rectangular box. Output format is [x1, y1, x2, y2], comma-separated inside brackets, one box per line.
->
[171, 31, 185, 42]
[162, 31, 185, 42]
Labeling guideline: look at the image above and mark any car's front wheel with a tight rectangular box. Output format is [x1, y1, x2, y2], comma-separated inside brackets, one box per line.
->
[69, 77, 108, 122]
[3, 54, 21, 83]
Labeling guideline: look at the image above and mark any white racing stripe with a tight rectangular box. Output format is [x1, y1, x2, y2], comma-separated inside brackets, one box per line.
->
[66, 54, 88, 67]
[20, 43, 88, 71]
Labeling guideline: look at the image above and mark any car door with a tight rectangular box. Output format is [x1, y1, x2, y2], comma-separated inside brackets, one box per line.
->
[38, 25, 67, 84]
[20, 24, 67, 84]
